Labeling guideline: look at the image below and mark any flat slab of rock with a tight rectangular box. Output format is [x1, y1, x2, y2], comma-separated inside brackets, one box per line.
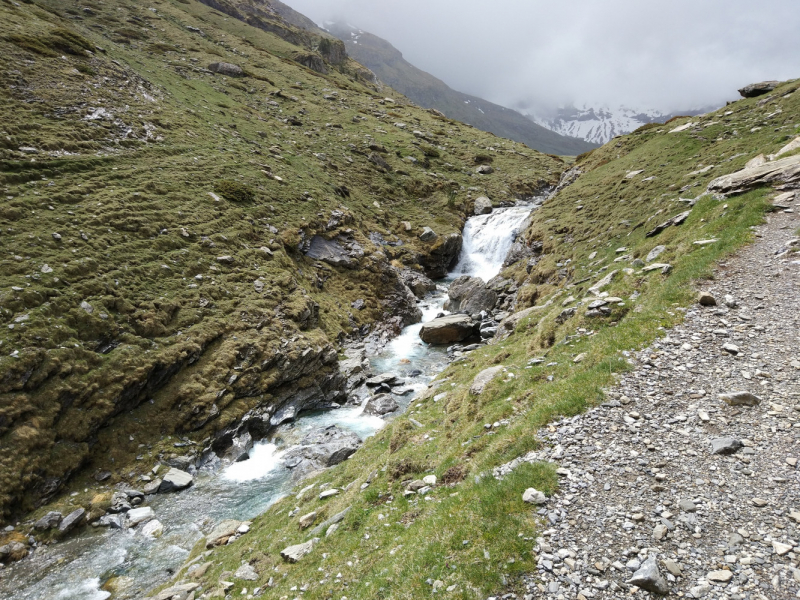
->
[310, 507, 351, 536]
[159, 467, 193, 493]
[710, 437, 743, 455]
[708, 153, 800, 195]
[304, 235, 363, 268]
[470, 366, 503, 395]
[281, 539, 317, 562]
[365, 373, 400, 387]
[58, 508, 86, 533]
[206, 519, 242, 548]
[34, 511, 62, 531]
[419, 314, 476, 345]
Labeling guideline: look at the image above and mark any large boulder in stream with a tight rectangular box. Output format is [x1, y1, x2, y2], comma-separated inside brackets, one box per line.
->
[363, 394, 399, 416]
[282, 425, 361, 477]
[443, 275, 497, 314]
[419, 314, 477, 345]
[399, 268, 437, 299]
[419, 233, 462, 279]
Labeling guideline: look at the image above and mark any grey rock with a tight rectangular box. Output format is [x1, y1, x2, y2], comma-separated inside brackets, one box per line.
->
[522, 488, 547, 505]
[58, 508, 86, 533]
[159, 468, 193, 493]
[626, 555, 669, 595]
[419, 227, 438, 242]
[34, 511, 62, 531]
[208, 62, 245, 77]
[419, 314, 476, 345]
[473, 196, 493, 215]
[206, 519, 243, 548]
[646, 210, 692, 237]
[738, 80, 781, 98]
[234, 564, 258, 581]
[363, 394, 399, 416]
[365, 373, 400, 387]
[304, 235, 364, 269]
[126, 506, 154, 526]
[282, 425, 361, 475]
[281, 539, 317, 563]
[97, 514, 124, 529]
[646, 245, 666, 262]
[309, 507, 351, 536]
[470, 366, 504, 395]
[710, 437, 744, 455]
[419, 232, 462, 278]
[476, 165, 494, 174]
[697, 291, 716, 306]
[223, 432, 253, 463]
[399, 269, 437, 298]
[443, 275, 497, 314]
[708, 153, 800, 195]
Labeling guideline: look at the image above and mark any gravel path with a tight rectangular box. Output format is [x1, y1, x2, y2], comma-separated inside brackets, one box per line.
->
[498, 205, 800, 599]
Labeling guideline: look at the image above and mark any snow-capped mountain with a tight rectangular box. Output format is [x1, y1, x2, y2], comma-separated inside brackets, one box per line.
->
[530, 105, 715, 145]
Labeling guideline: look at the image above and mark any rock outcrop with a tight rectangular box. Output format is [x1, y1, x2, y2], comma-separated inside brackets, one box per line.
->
[738, 80, 781, 98]
[708, 153, 800, 195]
[419, 233, 463, 278]
[443, 275, 497, 314]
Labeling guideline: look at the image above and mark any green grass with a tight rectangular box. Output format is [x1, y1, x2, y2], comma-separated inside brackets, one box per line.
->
[182, 81, 798, 599]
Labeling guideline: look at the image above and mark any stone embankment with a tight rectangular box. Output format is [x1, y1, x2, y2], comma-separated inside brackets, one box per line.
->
[496, 203, 800, 599]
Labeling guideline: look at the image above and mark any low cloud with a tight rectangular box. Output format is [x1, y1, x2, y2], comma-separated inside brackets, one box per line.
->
[286, 0, 800, 113]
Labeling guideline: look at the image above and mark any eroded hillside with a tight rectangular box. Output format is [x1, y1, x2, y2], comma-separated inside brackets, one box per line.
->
[0, 0, 563, 519]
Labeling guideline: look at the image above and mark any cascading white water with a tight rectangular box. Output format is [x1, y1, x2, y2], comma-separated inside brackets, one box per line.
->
[451, 204, 534, 282]
[2, 203, 539, 600]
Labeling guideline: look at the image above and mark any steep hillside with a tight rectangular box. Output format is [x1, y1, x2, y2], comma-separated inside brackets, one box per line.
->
[173, 80, 800, 599]
[324, 22, 597, 157]
[0, 0, 563, 520]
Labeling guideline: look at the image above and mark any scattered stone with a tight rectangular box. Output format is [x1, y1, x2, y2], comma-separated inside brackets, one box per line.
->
[34, 511, 63, 531]
[208, 62, 245, 77]
[646, 245, 666, 262]
[710, 437, 743, 455]
[476, 165, 494, 175]
[719, 391, 761, 406]
[626, 555, 669, 595]
[419, 227, 438, 242]
[234, 564, 258, 581]
[206, 520, 243, 548]
[470, 366, 504, 395]
[697, 292, 716, 306]
[281, 539, 316, 563]
[707, 569, 733, 583]
[522, 488, 547, 505]
[772, 541, 793, 556]
[126, 507, 154, 527]
[721, 343, 740, 355]
[319, 489, 340, 500]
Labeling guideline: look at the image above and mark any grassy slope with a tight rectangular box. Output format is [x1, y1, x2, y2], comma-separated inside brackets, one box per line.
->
[181, 82, 800, 599]
[0, 0, 563, 520]
[325, 23, 597, 157]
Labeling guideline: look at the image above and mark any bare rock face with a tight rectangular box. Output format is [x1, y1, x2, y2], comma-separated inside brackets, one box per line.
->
[738, 80, 781, 98]
[443, 275, 497, 314]
[208, 62, 245, 77]
[419, 314, 477, 345]
[419, 233, 463, 279]
[304, 235, 364, 269]
[708, 153, 800, 195]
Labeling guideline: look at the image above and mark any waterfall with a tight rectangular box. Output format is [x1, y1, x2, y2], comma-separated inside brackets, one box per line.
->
[451, 204, 535, 282]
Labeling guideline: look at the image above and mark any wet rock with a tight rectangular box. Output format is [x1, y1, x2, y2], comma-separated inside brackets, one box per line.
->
[34, 511, 62, 531]
[223, 432, 253, 463]
[206, 520, 243, 548]
[126, 506, 154, 527]
[143, 479, 162, 495]
[304, 235, 364, 269]
[282, 425, 361, 475]
[473, 196, 493, 214]
[419, 233, 462, 279]
[365, 373, 400, 387]
[399, 269, 437, 298]
[141, 519, 164, 538]
[419, 314, 476, 345]
[159, 468, 194, 493]
[738, 80, 781, 97]
[58, 508, 86, 533]
[281, 539, 317, 563]
[363, 394, 399, 416]
[626, 555, 669, 595]
[97, 514, 124, 529]
[443, 275, 497, 314]
[208, 62, 245, 77]
[470, 366, 503, 395]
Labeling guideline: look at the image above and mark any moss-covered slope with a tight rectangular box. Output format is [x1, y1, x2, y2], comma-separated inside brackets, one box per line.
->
[0, 0, 563, 520]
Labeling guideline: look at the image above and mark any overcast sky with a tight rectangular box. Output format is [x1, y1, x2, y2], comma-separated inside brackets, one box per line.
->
[285, 0, 800, 115]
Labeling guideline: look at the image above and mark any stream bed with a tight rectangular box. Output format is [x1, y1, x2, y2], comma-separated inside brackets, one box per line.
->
[1, 202, 537, 600]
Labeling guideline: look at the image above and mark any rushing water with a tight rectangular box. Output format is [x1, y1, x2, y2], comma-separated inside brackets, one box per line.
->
[1, 203, 537, 600]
